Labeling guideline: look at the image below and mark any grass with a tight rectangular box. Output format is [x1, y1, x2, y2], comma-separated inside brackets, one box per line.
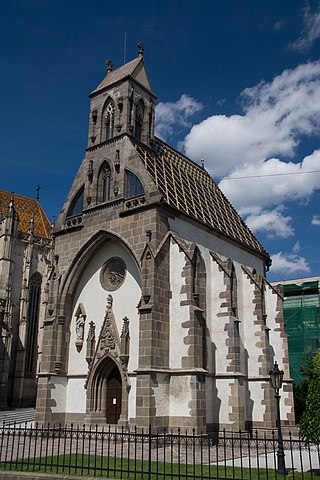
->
[0, 454, 316, 480]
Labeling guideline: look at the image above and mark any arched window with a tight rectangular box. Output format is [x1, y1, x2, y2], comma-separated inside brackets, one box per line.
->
[104, 100, 115, 141]
[191, 249, 207, 369]
[125, 170, 144, 198]
[25, 273, 42, 375]
[67, 187, 84, 217]
[230, 263, 238, 318]
[135, 100, 145, 141]
[98, 161, 111, 203]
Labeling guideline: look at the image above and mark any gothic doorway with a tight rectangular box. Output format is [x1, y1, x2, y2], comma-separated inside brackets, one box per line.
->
[106, 366, 122, 424]
[87, 357, 125, 425]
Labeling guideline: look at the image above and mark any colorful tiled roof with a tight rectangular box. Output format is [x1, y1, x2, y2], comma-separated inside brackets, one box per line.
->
[133, 137, 267, 257]
[0, 190, 51, 239]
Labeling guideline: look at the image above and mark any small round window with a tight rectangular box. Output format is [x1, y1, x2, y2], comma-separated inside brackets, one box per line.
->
[100, 257, 126, 291]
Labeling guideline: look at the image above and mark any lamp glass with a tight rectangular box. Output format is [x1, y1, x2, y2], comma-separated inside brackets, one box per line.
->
[269, 362, 284, 391]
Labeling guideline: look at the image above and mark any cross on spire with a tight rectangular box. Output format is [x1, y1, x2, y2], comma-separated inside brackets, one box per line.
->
[36, 185, 41, 201]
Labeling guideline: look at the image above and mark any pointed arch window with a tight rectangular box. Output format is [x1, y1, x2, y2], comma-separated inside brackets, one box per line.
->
[125, 170, 144, 198]
[67, 186, 84, 217]
[98, 161, 112, 203]
[135, 100, 145, 141]
[105, 100, 115, 141]
[230, 263, 238, 318]
[25, 273, 42, 375]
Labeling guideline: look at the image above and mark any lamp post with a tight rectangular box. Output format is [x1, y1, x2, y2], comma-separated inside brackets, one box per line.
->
[269, 361, 286, 475]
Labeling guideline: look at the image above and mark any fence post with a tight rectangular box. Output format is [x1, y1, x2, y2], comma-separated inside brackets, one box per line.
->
[148, 424, 152, 480]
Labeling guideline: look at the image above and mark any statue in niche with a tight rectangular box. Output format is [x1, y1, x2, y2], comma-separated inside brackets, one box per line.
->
[74, 303, 86, 352]
[76, 314, 85, 341]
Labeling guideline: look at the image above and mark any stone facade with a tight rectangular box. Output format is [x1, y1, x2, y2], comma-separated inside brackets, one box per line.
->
[0, 192, 51, 408]
[35, 47, 295, 432]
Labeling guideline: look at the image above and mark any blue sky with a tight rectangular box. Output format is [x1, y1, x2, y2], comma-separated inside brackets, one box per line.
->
[1, 0, 320, 281]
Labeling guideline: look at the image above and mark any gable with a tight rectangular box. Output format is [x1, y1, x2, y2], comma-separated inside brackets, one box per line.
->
[91, 57, 155, 96]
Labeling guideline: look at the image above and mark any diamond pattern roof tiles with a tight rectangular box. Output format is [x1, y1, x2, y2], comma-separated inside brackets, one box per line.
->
[0, 190, 51, 239]
[133, 137, 267, 257]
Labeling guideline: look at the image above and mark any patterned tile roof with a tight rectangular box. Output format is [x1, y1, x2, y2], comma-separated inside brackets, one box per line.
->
[133, 137, 267, 257]
[0, 190, 51, 239]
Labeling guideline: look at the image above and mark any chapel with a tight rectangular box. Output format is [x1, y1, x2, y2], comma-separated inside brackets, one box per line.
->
[0, 190, 52, 408]
[36, 44, 295, 432]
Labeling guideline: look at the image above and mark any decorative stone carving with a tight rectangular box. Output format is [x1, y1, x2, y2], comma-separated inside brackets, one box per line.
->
[98, 295, 118, 357]
[100, 257, 126, 292]
[74, 303, 86, 352]
[86, 321, 96, 365]
[120, 316, 130, 369]
[85, 294, 130, 390]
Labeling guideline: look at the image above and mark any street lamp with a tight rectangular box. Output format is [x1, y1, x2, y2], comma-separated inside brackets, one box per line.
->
[269, 361, 286, 475]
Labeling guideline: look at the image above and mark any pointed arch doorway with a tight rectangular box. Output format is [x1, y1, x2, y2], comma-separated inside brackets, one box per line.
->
[106, 366, 122, 424]
[87, 356, 126, 425]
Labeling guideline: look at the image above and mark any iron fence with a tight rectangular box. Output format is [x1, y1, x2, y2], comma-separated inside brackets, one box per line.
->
[0, 422, 319, 479]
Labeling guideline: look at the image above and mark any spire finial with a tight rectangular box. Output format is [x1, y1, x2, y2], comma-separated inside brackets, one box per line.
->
[137, 42, 144, 57]
[36, 185, 41, 201]
[8, 192, 15, 212]
[28, 211, 35, 233]
[106, 59, 113, 73]
[200, 153, 205, 169]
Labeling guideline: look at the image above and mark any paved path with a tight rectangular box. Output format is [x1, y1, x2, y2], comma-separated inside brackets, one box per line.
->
[221, 446, 320, 473]
[0, 408, 35, 427]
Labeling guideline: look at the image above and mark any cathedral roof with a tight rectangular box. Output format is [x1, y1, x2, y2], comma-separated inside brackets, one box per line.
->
[0, 190, 51, 239]
[133, 137, 267, 258]
[91, 56, 155, 96]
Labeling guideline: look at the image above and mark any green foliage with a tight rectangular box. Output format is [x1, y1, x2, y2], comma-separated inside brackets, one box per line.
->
[293, 355, 315, 422]
[293, 382, 307, 423]
[0, 454, 314, 480]
[299, 349, 320, 442]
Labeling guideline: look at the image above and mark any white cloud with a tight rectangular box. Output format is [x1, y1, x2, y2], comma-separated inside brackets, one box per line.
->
[312, 214, 320, 225]
[219, 150, 320, 211]
[291, 4, 320, 52]
[270, 252, 311, 275]
[274, 19, 286, 31]
[293, 241, 301, 253]
[182, 61, 320, 178]
[158, 62, 320, 244]
[245, 208, 294, 238]
[155, 94, 202, 140]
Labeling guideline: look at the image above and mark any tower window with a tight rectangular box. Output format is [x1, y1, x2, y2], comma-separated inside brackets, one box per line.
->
[105, 100, 115, 141]
[125, 170, 144, 198]
[67, 187, 84, 217]
[135, 100, 145, 141]
[98, 161, 112, 203]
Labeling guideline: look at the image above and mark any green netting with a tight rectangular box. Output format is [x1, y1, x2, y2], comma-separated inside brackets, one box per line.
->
[283, 281, 320, 384]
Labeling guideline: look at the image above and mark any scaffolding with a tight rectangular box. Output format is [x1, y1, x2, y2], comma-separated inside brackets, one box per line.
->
[283, 280, 320, 384]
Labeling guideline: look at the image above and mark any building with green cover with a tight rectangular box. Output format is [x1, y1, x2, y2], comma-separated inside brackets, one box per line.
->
[275, 277, 320, 385]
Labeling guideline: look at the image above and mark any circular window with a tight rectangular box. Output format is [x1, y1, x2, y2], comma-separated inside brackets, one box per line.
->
[100, 257, 126, 291]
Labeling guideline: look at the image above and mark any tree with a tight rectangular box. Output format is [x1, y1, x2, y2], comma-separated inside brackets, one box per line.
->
[299, 349, 320, 442]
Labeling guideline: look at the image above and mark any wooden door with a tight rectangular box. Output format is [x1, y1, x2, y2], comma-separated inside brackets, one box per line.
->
[106, 367, 122, 424]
